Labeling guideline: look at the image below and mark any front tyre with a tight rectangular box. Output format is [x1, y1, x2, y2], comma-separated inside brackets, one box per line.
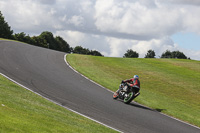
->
[124, 92, 135, 104]
[113, 92, 119, 99]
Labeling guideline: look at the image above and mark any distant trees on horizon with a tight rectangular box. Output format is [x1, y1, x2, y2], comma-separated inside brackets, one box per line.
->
[12, 31, 71, 53]
[73, 46, 103, 56]
[123, 49, 189, 59]
[123, 49, 139, 58]
[161, 50, 188, 59]
[1, 11, 190, 59]
[145, 50, 156, 58]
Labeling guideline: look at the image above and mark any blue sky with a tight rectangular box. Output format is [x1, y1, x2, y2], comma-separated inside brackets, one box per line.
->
[172, 32, 200, 51]
[0, 0, 200, 60]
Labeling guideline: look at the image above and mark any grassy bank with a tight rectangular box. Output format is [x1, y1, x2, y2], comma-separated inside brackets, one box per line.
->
[67, 54, 200, 127]
[0, 38, 8, 40]
[0, 74, 117, 133]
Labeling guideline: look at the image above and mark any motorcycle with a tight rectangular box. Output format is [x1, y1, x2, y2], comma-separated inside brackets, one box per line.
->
[113, 82, 140, 104]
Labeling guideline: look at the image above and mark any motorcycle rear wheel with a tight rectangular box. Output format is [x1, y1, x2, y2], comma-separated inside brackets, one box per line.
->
[124, 92, 135, 104]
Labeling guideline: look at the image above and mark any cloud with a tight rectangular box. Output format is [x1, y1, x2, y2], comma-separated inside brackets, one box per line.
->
[34, 0, 56, 5]
[55, 30, 109, 55]
[55, 30, 86, 47]
[0, 0, 63, 34]
[157, 0, 200, 6]
[94, 0, 195, 39]
[105, 37, 133, 57]
[68, 15, 85, 27]
[1, 0, 200, 37]
[0, 0, 200, 60]
[103, 36, 176, 58]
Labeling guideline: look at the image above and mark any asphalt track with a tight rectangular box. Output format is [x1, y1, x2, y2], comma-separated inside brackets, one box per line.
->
[0, 40, 199, 133]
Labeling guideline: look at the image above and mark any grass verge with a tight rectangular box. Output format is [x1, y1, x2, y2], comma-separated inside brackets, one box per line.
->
[67, 54, 200, 127]
[0, 74, 118, 133]
[0, 38, 8, 40]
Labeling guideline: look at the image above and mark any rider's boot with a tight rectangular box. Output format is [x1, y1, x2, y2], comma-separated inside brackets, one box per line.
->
[134, 92, 140, 97]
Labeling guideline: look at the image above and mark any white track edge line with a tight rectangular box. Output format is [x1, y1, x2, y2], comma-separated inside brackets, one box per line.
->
[65, 54, 200, 130]
[64, 54, 113, 93]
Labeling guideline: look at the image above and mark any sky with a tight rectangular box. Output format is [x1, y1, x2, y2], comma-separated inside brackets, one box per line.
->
[0, 0, 200, 60]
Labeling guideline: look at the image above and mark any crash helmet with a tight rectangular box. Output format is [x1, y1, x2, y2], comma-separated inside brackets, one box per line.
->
[133, 75, 139, 79]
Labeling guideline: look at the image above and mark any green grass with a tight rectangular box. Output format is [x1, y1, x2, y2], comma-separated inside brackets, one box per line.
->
[0, 38, 24, 43]
[0, 38, 9, 40]
[67, 54, 200, 127]
[0, 74, 118, 133]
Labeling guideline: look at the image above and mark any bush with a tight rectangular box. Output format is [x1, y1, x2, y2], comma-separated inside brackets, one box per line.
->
[145, 50, 156, 58]
[161, 50, 187, 59]
[123, 49, 139, 58]
[73, 46, 103, 56]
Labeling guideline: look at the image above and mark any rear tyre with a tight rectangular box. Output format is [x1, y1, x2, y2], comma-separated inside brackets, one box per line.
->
[124, 92, 135, 104]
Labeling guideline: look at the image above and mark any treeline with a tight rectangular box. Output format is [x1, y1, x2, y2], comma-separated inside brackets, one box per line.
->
[73, 46, 103, 56]
[13, 32, 71, 53]
[160, 50, 188, 59]
[124, 49, 189, 59]
[0, 11, 103, 56]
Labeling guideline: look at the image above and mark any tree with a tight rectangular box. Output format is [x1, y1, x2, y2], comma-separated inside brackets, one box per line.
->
[161, 50, 187, 59]
[73, 46, 103, 56]
[31, 35, 47, 48]
[73, 46, 85, 54]
[171, 51, 187, 59]
[161, 50, 172, 58]
[0, 11, 13, 39]
[123, 49, 139, 58]
[73, 46, 91, 55]
[55, 36, 71, 53]
[145, 49, 156, 58]
[13, 32, 26, 42]
[90, 50, 103, 56]
[39, 31, 55, 49]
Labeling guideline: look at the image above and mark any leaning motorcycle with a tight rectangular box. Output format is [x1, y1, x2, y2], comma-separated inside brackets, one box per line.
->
[113, 82, 140, 104]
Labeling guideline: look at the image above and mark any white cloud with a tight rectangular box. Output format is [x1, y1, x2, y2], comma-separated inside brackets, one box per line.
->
[36, 0, 56, 5]
[0, 0, 200, 60]
[0, 0, 62, 33]
[55, 30, 86, 47]
[131, 37, 177, 58]
[157, 0, 200, 6]
[104, 36, 176, 58]
[105, 37, 133, 57]
[68, 15, 85, 27]
[94, 0, 192, 39]
[55, 30, 109, 54]
[1, 0, 199, 37]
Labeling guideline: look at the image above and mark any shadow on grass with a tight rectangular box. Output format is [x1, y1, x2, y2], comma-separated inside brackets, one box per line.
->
[155, 108, 167, 112]
[129, 102, 167, 113]
[129, 102, 154, 111]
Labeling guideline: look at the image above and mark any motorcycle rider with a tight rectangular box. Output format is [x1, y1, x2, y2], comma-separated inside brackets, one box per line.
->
[115, 75, 140, 96]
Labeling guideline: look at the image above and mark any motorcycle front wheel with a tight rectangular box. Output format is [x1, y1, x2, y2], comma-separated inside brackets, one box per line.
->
[113, 92, 119, 99]
[124, 92, 135, 104]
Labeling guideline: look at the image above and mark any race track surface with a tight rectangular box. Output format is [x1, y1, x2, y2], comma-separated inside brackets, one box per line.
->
[0, 40, 199, 133]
